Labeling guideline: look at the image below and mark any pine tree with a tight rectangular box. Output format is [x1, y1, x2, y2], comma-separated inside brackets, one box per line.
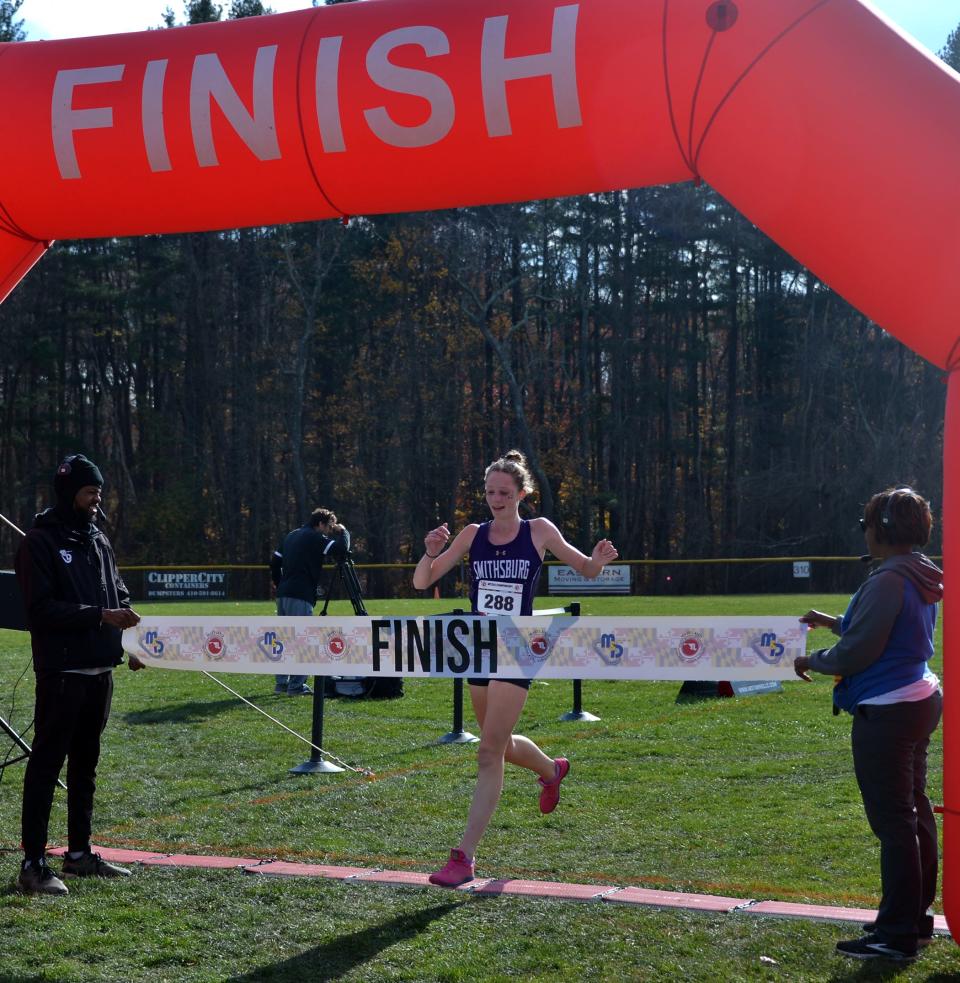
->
[186, 0, 222, 25]
[0, 0, 25, 42]
[229, 0, 271, 17]
[940, 25, 960, 71]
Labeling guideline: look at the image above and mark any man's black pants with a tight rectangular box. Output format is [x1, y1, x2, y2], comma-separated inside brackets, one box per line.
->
[21, 670, 114, 860]
[851, 690, 943, 944]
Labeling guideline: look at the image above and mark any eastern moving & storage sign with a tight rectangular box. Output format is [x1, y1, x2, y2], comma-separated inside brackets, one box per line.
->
[548, 564, 630, 594]
[145, 570, 228, 600]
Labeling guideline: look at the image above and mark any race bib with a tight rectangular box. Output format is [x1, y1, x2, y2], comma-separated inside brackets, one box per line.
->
[477, 580, 523, 615]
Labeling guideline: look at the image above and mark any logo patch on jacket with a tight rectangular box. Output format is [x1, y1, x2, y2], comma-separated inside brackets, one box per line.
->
[59, 549, 73, 564]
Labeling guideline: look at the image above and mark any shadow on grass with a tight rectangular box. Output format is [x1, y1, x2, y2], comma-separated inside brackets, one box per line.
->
[674, 682, 725, 704]
[227, 901, 461, 982]
[827, 955, 939, 981]
[122, 698, 241, 725]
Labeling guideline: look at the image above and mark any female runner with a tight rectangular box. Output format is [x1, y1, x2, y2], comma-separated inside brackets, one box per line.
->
[413, 450, 618, 886]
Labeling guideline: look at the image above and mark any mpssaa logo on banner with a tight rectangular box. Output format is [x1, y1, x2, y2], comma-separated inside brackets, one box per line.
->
[259, 631, 284, 662]
[752, 631, 786, 664]
[324, 630, 347, 660]
[205, 632, 225, 660]
[515, 632, 552, 665]
[595, 632, 624, 666]
[677, 633, 705, 664]
[529, 635, 549, 659]
[139, 631, 164, 658]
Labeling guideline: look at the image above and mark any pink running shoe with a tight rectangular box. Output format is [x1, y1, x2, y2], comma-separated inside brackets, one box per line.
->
[428, 848, 475, 887]
[538, 757, 570, 814]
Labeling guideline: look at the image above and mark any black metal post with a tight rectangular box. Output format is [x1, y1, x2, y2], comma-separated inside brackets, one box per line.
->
[560, 678, 600, 722]
[572, 679, 584, 715]
[437, 610, 478, 744]
[437, 677, 479, 744]
[558, 602, 600, 722]
[290, 680, 343, 774]
[291, 545, 369, 774]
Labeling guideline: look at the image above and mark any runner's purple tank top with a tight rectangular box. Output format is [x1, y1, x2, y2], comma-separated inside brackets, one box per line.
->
[469, 520, 543, 616]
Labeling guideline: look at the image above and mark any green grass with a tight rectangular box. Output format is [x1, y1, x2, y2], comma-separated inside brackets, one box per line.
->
[0, 594, 956, 981]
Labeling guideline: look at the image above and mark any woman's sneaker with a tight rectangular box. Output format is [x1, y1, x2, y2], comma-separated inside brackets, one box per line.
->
[61, 851, 131, 878]
[428, 849, 475, 887]
[836, 934, 917, 961]
[17, 858, 68, 896]
[538, 758, 570, 814]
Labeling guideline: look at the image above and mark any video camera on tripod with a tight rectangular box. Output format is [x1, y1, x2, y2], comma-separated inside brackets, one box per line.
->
[318, 526, 362, 616]
[319, 526, 351, 565]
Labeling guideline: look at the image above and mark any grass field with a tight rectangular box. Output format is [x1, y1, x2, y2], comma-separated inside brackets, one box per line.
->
[0, 594, 956, 981]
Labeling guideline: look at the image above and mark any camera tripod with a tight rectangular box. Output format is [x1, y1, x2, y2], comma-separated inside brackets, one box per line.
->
[319, 551, 368, 617]
[0, 713, 66, 789]
[0, 713, 31, 769]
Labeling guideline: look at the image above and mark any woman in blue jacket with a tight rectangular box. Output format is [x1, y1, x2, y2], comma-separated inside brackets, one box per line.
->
[795, 487, 942, 962]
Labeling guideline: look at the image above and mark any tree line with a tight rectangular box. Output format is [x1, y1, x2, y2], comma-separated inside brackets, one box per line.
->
[0, 1, 950, 594]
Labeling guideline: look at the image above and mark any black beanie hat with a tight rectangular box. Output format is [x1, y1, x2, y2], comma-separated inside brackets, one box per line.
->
[54, 454, 104, 509]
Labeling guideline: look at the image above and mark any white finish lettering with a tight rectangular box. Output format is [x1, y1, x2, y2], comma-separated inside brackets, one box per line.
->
[142, 59, 171, 172]
[190, 44, 281, 167]
[364, 26, 454, 149]
[51, 64, 125, 179]
[315, 35, 346, 153]
[481, 4, 582, 138]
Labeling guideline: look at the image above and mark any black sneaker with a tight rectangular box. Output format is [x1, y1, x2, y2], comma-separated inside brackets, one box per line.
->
[61, 851, 131, 878]
[837, 934, 917, 961]
[16, 858, 69, 896]
[862, 918, 934, 946]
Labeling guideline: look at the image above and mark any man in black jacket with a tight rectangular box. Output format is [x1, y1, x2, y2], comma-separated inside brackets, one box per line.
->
[14, 454, 142, 896]
[270, 507, 342, 694]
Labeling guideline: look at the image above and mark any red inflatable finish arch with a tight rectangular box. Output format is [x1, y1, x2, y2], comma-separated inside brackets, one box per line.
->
[1, 0, 958, 931]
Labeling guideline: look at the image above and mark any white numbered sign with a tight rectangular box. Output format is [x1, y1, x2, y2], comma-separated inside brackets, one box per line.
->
[476, 580, 523, 615]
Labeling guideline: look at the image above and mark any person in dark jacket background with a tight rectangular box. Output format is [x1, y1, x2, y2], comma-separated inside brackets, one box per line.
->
[270, 507, 344, 694]
[795, 487, 943, 962]
[14, 454, 142, 896]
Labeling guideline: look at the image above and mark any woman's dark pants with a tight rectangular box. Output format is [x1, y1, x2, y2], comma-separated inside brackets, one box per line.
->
[851, 690, 942, 945]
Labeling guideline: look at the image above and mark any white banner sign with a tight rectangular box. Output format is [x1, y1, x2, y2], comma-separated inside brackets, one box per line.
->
[123, 616, 805, 682]
[548, 564, 631, 593]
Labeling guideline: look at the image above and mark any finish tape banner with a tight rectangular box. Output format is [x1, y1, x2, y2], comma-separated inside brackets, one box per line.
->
[123, 615, 806, 681]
